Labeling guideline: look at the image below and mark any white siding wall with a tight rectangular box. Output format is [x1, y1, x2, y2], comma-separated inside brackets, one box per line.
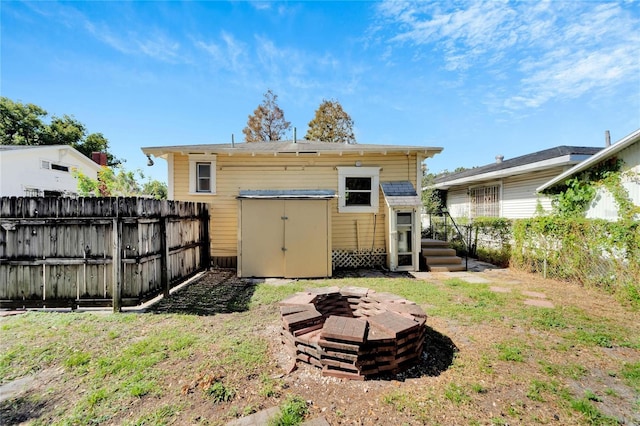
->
[0, 146, 100, 197]
[586, 141, 640, 221]
[501, 169, 559, 218]
[445, 169, 562, 220]
[447, 189, 469, 219]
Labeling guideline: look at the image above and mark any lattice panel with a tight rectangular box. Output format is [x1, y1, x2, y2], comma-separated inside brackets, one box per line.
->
[332, 249, 387, 269]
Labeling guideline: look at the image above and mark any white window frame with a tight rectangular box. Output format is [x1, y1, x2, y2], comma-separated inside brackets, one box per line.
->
[189, 154, 216, 195]
[337, 166, 380, 213]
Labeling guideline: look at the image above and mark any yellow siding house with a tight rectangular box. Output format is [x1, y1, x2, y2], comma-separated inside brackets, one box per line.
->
[141, 141, 442, 278]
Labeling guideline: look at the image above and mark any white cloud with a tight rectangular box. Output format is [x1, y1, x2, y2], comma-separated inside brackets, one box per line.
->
[374, 0, 640, 112]
[30, 2, 185, 64]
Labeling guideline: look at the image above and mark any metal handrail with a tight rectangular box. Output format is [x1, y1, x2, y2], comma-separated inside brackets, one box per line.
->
[425, 208, 474, 270]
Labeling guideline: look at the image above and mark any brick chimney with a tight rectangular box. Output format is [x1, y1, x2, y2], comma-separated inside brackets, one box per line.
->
[91, 152, 107, 166]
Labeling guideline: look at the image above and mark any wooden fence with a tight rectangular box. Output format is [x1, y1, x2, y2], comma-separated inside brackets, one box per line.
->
[0, 197, 210, 311]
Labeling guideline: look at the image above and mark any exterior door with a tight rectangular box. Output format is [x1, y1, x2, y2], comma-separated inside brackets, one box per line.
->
[240, 199, 286, 277]
[239, 199, 330, 278]
[284, 200, 330, 278]
[396, 211, 414, 269]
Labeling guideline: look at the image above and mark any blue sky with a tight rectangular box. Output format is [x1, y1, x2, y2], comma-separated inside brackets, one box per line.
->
[2, 1, 639, 183]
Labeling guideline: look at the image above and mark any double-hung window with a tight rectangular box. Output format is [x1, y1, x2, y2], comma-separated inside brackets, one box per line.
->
[337, 166, 380, 213]
[189, 154, 216, 194]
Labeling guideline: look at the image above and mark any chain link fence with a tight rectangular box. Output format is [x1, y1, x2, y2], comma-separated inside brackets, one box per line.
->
[511, 218, 640, 305]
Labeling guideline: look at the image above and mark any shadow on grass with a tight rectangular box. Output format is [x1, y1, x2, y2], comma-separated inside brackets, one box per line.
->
[147, 269, 257, 316]
[0, 393, 49, 425]
[377, 326, 458, 381]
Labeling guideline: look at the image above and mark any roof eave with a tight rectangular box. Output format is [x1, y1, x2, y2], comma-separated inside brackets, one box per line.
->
[141, 145, 443, 159]
[433, 155, 587, 190]
[537, 128, 640, 193]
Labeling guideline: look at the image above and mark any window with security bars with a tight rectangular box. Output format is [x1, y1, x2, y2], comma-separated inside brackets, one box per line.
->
[469, 185, 500, 217]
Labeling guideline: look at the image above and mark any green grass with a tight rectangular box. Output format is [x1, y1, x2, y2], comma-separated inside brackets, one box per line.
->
[124, 404, 181, 426]
[495, 340, 526, 362]
[539, 361, 588, 380]
[268, 395, 309, 426]
[570, 397, 619, 425]
[444, 383, 471, 404]
[2, 273, 639, 425]
[206, 381, 236, 403]
[621, 362, 640, 392]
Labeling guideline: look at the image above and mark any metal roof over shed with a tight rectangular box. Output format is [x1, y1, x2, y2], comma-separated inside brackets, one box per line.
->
[237, 189, 336, 199]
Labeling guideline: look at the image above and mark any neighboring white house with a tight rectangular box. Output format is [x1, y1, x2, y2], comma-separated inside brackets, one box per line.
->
[537, 128, 640, 221]
[0, 145, 103, 197]
[430, 146, 602, 220]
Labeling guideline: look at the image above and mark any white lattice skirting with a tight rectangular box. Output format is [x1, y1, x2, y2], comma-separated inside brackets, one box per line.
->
[332, 249, 387, 269]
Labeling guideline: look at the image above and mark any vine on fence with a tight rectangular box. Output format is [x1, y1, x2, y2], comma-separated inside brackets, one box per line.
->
[512, 217, 639, 307]
[457, 163, 639, 306]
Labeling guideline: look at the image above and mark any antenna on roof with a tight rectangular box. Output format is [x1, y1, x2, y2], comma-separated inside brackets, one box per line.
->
[294, 127, 297, 143]
[232, 134, 235, 148]
[605, 130, 611, 147]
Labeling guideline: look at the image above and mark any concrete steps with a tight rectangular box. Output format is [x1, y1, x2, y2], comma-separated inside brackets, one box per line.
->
[421, 239, 465, 272]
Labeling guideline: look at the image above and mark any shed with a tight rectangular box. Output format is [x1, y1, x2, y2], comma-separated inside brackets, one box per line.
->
[237, 190, 335, 278]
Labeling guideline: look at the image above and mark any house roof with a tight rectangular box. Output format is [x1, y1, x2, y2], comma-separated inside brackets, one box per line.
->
[381, 181, 421, 207]
[141, 140, 443, 159]
[432, 145, 602, 190]
[0, 144, 103, 172]
[537, 128, 640, 193]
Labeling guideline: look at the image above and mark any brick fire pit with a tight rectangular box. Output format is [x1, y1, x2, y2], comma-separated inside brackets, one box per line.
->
[279, 286, 427, 380]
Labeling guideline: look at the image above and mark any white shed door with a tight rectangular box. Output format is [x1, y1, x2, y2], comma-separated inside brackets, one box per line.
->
[239, 199, 330, 278]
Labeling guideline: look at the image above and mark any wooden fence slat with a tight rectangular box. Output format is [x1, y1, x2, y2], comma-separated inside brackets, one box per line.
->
[0, 197, 210, 309]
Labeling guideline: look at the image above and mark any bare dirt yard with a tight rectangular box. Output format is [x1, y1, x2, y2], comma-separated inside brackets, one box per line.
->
[1, 267, 638, 425]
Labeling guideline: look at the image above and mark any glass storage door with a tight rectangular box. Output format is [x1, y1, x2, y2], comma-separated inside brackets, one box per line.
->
[396, 211, 413, 268]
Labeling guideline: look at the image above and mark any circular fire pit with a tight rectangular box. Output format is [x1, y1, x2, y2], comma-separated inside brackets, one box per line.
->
[279, 286, 427, 380]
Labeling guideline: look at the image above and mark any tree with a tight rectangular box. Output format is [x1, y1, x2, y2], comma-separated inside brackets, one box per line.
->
[305, 99, 355, 144]
[74, 166, 167, 199]
[0, 97, 121, 165]
[142, 179, 168, 200]
[422, 171, 444, 214]
[42, 114, 86, 146]
[0, 97, 48, 145]
[242, 89, 291, 142]
[75, 133, 121, 166]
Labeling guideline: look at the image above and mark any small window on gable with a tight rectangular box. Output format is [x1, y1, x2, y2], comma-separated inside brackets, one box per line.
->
[338, 166, 380, 213]
[51, 163, 69, 172]
[189, 154, 216, 194]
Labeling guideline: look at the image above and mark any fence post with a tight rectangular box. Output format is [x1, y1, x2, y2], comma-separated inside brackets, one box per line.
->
[200, 204, 211, 269]
[160, 216, 169, 297]
[112, 217, 122, 313]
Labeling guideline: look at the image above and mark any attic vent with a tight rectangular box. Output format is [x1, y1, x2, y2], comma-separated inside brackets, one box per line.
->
[41, 160, 50, 169]
[495, 155, 504, 164]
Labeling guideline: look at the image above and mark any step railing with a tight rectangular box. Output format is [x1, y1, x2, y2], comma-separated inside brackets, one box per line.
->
[423, 208, 476, 270]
